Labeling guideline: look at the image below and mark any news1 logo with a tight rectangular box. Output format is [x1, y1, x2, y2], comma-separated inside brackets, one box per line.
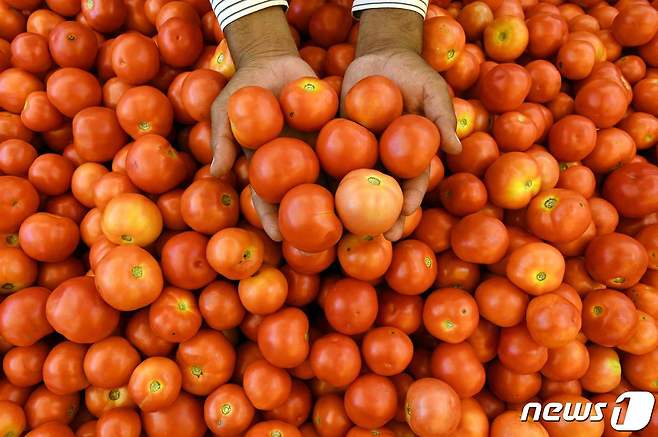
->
[521, 391, 656, 432]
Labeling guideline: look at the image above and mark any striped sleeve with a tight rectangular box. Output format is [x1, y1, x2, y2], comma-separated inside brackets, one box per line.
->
[210, 0, 289, 30]
[352, 0, 429, 18]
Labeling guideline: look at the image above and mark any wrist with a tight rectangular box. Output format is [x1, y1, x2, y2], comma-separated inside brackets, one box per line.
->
[225, 7, 299, 68]
[355, 9, 423, 57]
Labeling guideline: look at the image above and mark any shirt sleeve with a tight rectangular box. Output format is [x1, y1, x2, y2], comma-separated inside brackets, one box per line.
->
[351, 0, 429, 18]
[210, 0, 289, 31]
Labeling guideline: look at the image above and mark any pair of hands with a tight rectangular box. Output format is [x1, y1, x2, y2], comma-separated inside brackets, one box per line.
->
[210, 47, 462, 243]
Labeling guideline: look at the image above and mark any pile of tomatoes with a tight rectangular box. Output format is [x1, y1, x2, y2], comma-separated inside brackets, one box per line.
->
[2, 0, 658, 435]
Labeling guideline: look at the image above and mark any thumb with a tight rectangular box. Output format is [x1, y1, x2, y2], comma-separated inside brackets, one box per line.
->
[401, 167, 429, 216]
[424, 76, 462, 155]
[210, 94, 238, 177]
[250, 186, 283, 242]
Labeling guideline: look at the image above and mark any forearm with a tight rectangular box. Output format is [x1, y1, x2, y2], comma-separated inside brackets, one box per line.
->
[222, 6, 299, 68]
[356, 8, 424, 56]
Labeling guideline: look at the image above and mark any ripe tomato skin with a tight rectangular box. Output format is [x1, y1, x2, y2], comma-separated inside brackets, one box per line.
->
[161, 231, 216, 289]
[238, 266, 288, 315]
[430, 342, 485, 398]
[483, 16, 528, 62]
[143, 392, 206, 437]
[623, 347, 658, 392]
[227, 86, 283, 149]
[206, 228, 263, 281]
[338, 233, 392, 282]
[479, 63, 531, 113]
[323, 278, 377, 335]
[582, 289, 638, 347]
[450, 213, 509, 264]
[316, 118, 378, 179]
[198, 281, 245, 331]
[125, 134, 186, 194]
[310, 333, 361, 388]
[181, 69, 226, 122]
[111, 32, 159, 85]
[116, 86, 173, 139]
[176, 329, 236, 396]
[95, 408, 141, 437]
[484, 152, 541, 210]
[540, 394, 605, 437]
[279, 184, 342, 253]
[362, 327, 413, 377]
[83, 336, 140, 390]
[282, 241, 335, 275]
[249, 137, 320, 203]
[84, 385, 135, 418]
[335, 169, 403, 236]
[280, 77, 338, 132]
[526, 292, 581, 349]
[157, 18, 203, 68]
[24, 385, 80, 428]
[258, 307, 309, 369]
[385, 240, 437, 295]
[0, 176, 39, 234]
[405, 378, 461, 436]
[541, 339, 589, 382]
[0, 286, 52, 346]
[474, 276, 528, 328]
[308, 3, 352, 48]
[344, 374, 397, 429]
[180, 178, 239, 235]
[505, 242, 564, 295]
[0, 399, 25, 437]
[125, 309, 174, 358]
[603, 162, 658, 218]
[3, 341, 49, 387]
[101, 193, 163, 247]
[423, 16, 466, 72]
[42, 341, 89, 395]
[245, 420, 302, 437]
[0, 246, 38, 294]
[0, 139, 37, 176]
[575, 79, 627, 129]
[497, 324, 548, 374]
[526, 188, 591, 244]
[243, 359, 292, 410]
[423, 288, 479, 343]
[344, 76, 403, 134]
[128, 356, 182, 412]
[47, 68, 102, 119]
[379, 115, 440, 179]
[149, 286, 202, 343]
[585, 232, 648, 289]
[204, 383, 255, 436]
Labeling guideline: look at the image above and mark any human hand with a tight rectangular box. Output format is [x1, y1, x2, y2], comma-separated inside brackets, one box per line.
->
[209, 7, 316, 241]
[342, 9, 462, 241]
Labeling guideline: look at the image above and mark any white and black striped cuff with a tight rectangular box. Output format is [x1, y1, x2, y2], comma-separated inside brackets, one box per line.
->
[352, 0, 429, 18]
[210, 0, 289, 30]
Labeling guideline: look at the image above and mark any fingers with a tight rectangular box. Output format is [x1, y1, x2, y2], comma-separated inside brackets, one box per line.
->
[401, 167, 429, 216]
[384, 215, 405, 242]
[424, 75, 462, 155]
[210, 94, 239, 177]
[250, 186, 283, 242]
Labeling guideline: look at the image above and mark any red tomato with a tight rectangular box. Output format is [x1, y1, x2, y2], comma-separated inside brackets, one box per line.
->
[111, 32, 159, 85]
[385, 239, 437, 295]
[603, 162, 658, 218]
[379, 115, 440, 179]
[116, 86, 173, 139]
[47, 68, 102, 119]
[308, 3, 352, 48]
[450, 213, 509, 264]
[279, 77, 338, 132]
[483, 16, 528, 62]
[143, 392, 206, 437]
[128, 356, 181, 412]
[423, 287, 479, 343]
[430, 342, 485, 398]
[423, 16, 466, 72]
[479, 63, 531, 113]
[73, 107, 128, 163]
[337, 233, 392, 281]
[101, 193, 163, 246]
[526, 188, 592, 243]
[18, 213, 79, 263]
[344, 75, 403, 133]
[257, 307, 309, 369]
[0, 68, 44, 114]
[238, 266, 288, 315]
[227, 86, 283, 149]
[42, 341, 89, 395]
[0, 246, 37, 294]
[181, 69, 226, 122]
[149, 286, 202, 343]
[405, 378, 461, 436]
[180, 178, 239, 235]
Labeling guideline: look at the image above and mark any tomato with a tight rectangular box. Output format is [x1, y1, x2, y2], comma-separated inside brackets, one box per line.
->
[243, 359, 292, 411]
[344, 374, 397, 429]
[47, 68, 102, 119]
[574, 78, 627, 129]
[360, 327, 413, 377]
[0, 287, 51, 348]
[124, 309, 174, 358]
[582, 288, 638, 348]
[446, 132, 498, 178]
[101, 193, 163, 246]
[450, 213, 509, 264]
[423, 288, 479, 343]
[337, 233, 392, 282]
[283, 242, 336, 275]
[205, 228, 263, 282]
[444, 50, 480, 93]
[24, 384, 79, 428]
[126, 135, 186, 194]
[71, 107, 128, 164]
[308, 3, 352, 48]
[156, 17, 203, 67]
[379, 115, 440, 179]
[279, 184, 342, 253]
[430, 342, 484, 398]
[279, 77, 338, 133]
[245, 420, 301, 437]
[479, 63, 530, 112]
[540, 394, 605, 436]
[82, 337, 140, 391]
[0, 399, 25, 437]
[25, 422, 75, 437]
[0, 112, 32, 143]
[344, 76, 403, 133]
[198, 281, 245, 331]
[483, 16, 527, 62]
[204, 383, 254, 436]
[109, 32, 159, 86]
[405, 378, 460, 436]
[474, 276, 527, 327]
[42, 341, 89, 395]
[115, 86, 173, 139]
[46, 21, 97, 71]
[0, 68, 43, 115]
[18, 213, 79, 263]
[84, 385, 135, 418]
[180, 69, 225, 122]
[180, 179, 239, 235]
[504, 242, 564, 295]
[611, 3, 658, 46]
[0, 139, 36, 176]
[142, 392, 205, 437]
[585, 232, 648, 289]
[128, 357, 181, 412]
[0, 246, 37, 294]
[384, 239, 437, 295]
[258, 307, 309, 368]
[46, 276, 119, 344]
[227, 86, 283, 149]
[311, 393, 352, 436]
[3, 341, 49, 387]
[94, 408, 140, 437]
[20, 91, 63, 134]
[497, 323, 548, 375]
[249, 137, 320, 204]
[335, 169, 403, 236]
[308, 333, 360, 388]
[545, 115, 596, 163]
[238, 266, 288, 315]
[457, 1, 493, 41]
[484, 152, 541, 209]
[490, 410, 548, 437]
[148, 286, 201, 343]
[603, 162, 658, 218]
[618, 112, 658, 151]
[525, 188, 591, 243]
[423, 16, 466, 72]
